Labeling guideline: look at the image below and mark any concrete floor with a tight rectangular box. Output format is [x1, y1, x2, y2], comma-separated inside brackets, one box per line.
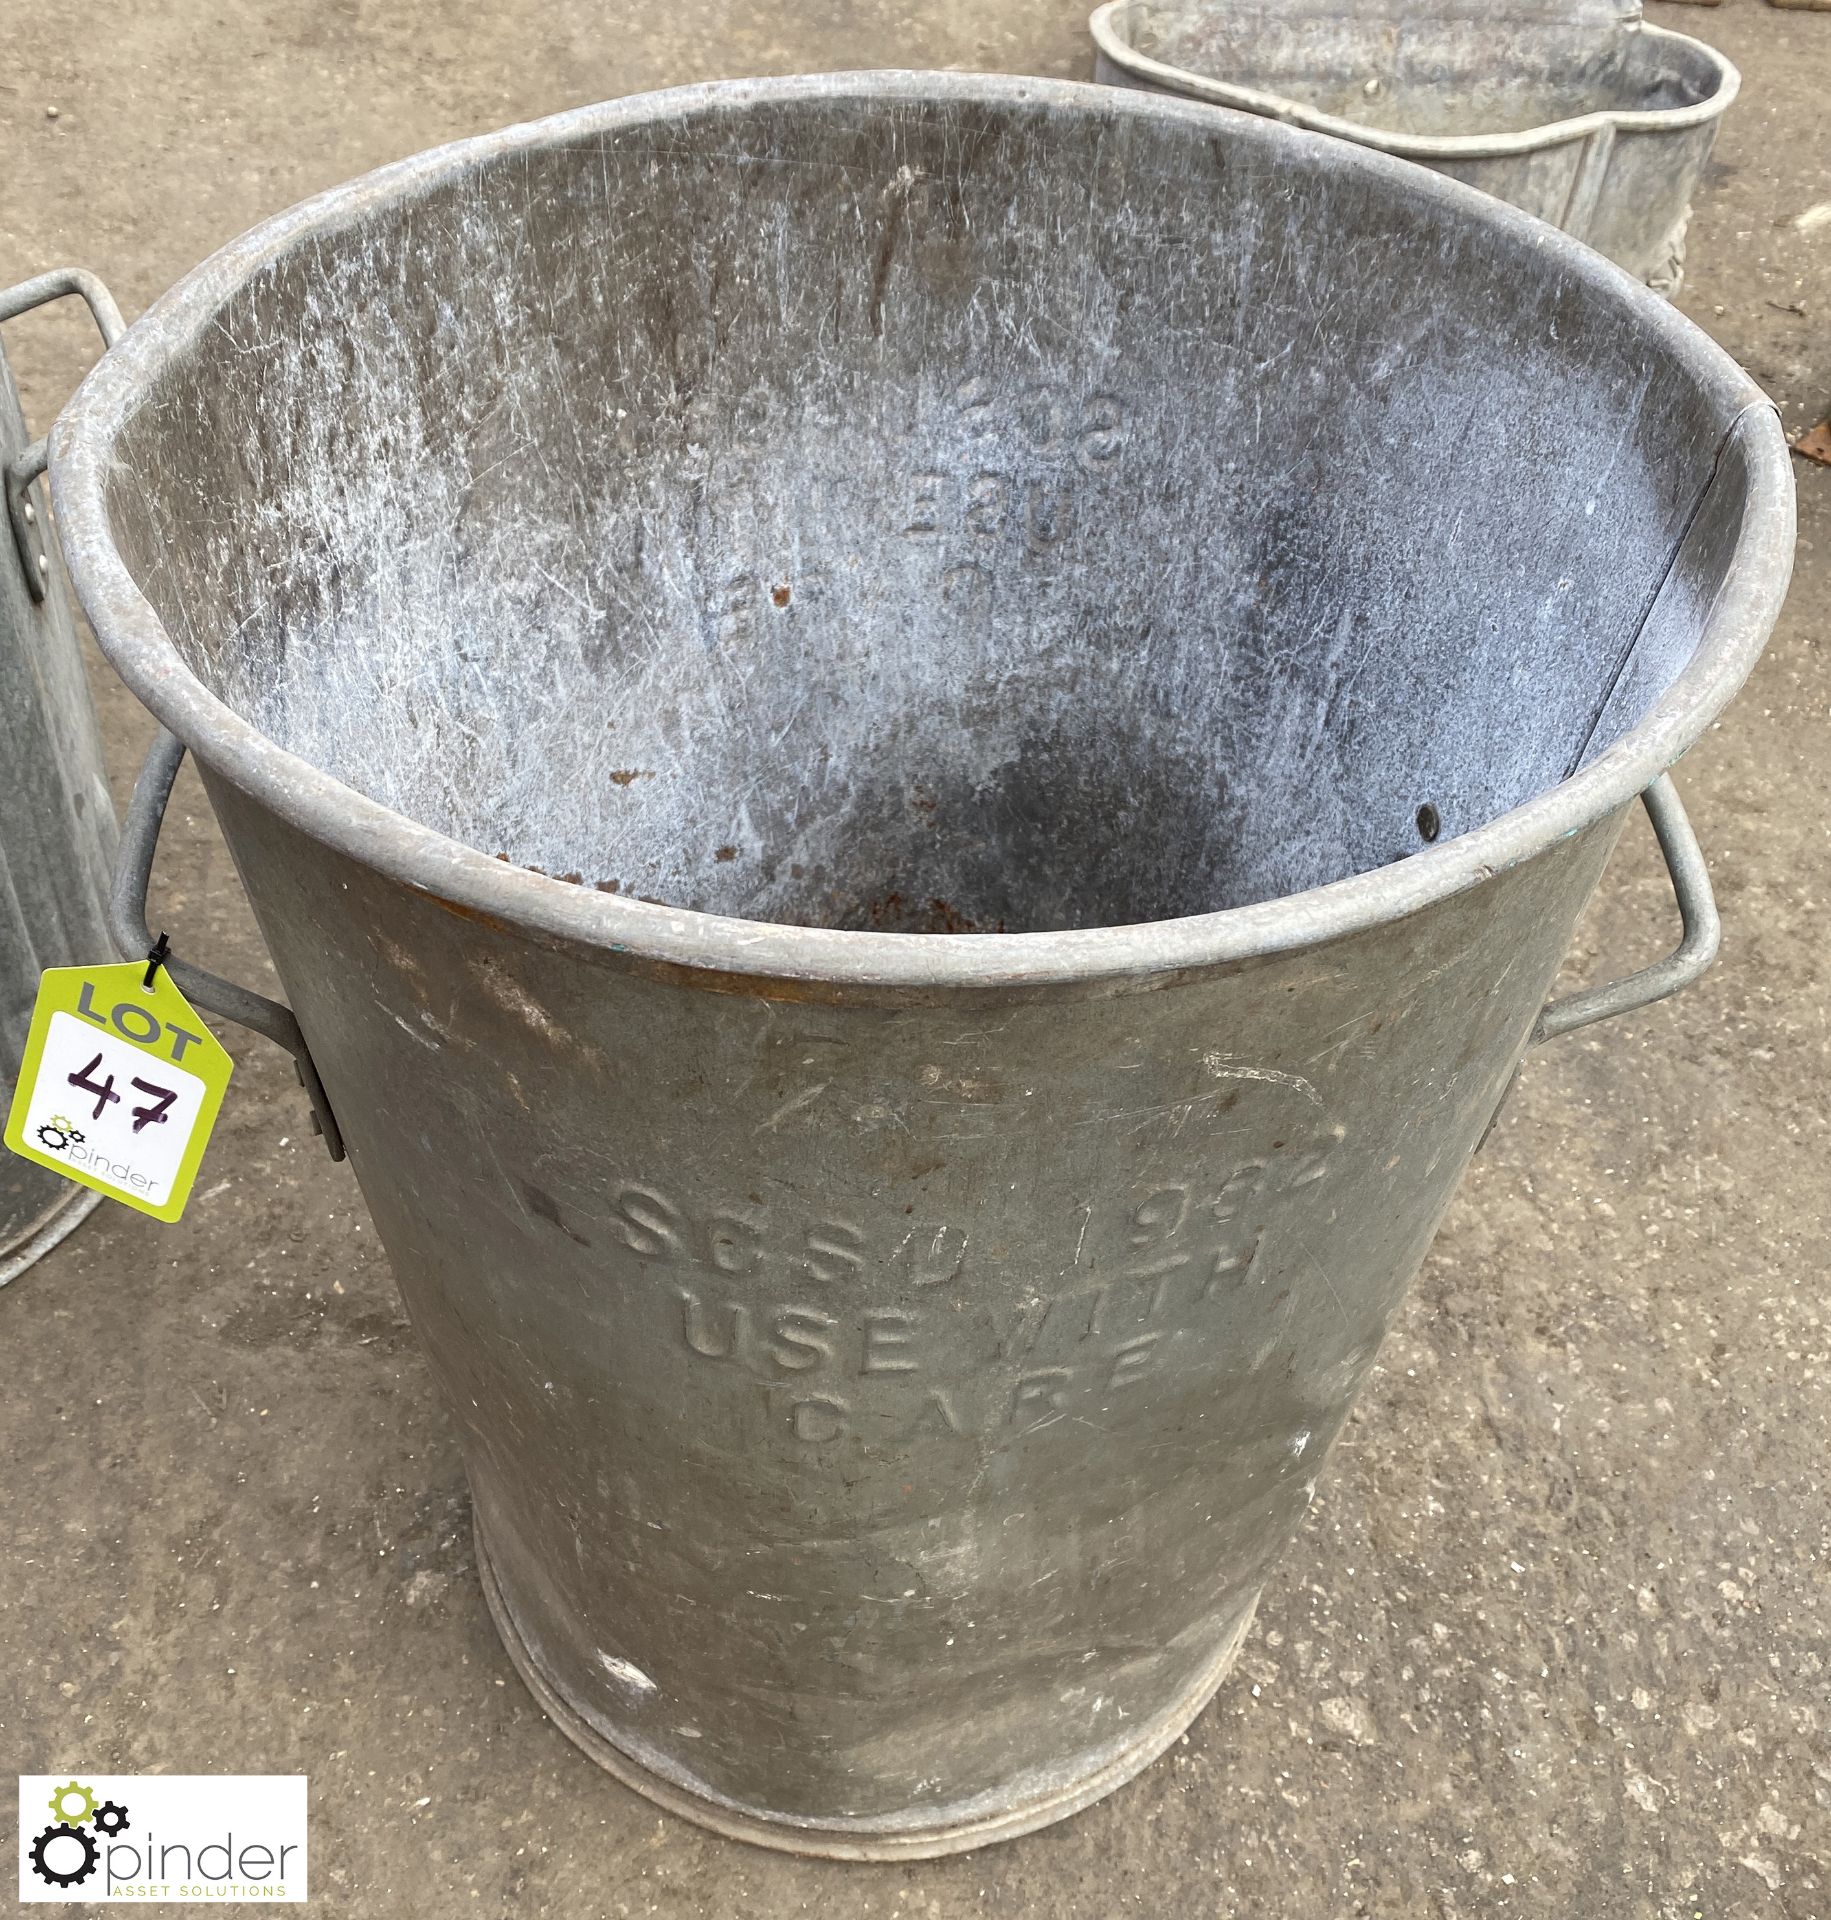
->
[3, 3, 1827, 1914]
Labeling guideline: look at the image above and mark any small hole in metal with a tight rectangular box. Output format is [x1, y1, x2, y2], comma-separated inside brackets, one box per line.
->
[1416, 803, 1441, 843]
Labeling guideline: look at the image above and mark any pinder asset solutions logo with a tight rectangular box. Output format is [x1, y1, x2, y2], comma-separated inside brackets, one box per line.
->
[18, 1776, 307, 1903]
[32, 1114, 86, 1154]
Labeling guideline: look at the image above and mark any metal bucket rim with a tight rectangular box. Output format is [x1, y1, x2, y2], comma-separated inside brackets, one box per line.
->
[1087, 5, 1741, 157]
[49, 70, 1795, 992]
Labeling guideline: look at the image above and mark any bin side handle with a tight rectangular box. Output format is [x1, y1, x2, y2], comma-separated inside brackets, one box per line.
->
[1530, 773, 1719, 1047]
[112, 728, 346, 1161]
[1, 269, 126, 603]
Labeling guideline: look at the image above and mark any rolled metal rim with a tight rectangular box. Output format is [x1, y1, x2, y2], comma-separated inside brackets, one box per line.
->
[49, 71, 1794, 993]
[0, 1184, 107, 1288]
[1088, 7, 1741, 159]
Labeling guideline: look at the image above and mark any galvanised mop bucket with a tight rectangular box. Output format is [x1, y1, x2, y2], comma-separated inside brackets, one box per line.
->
[1088, 0, 1740, 291]
[47, 76, 1791, 1857]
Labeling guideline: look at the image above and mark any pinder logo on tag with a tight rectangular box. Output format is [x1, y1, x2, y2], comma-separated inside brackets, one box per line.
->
[27, 1781, 115, 1890]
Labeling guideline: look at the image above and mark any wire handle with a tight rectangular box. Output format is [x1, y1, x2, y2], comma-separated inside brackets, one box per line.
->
[0, 269, 125, 602]
[111, 729, 345, 1160]
[1531, 773, 1719, 1047]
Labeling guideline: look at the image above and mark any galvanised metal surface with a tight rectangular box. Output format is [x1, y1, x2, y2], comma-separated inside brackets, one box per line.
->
[46, 75, 1792, 1854]
[1090, 0, 1738, 289]
[0, 275, 121, 1285]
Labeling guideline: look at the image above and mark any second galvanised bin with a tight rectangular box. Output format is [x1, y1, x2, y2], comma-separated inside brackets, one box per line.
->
[1090, 0, 1739, 289]
[0, 272, 123, 1286]
[48, 75, 1791, 1856]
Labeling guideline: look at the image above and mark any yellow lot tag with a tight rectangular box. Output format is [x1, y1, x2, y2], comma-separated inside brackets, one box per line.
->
[4, 963, 232, 1223]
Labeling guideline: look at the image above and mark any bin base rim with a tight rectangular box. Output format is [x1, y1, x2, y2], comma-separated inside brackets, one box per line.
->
[1, 1184, 106, 1287]
[475, 1512, 1257, 1859]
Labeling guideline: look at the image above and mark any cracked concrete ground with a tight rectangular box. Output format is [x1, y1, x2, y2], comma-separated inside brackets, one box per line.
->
[2, 2, 1827, 1914]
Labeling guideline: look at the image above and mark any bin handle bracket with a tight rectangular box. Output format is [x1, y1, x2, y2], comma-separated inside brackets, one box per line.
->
[112, 728, 347, 1161]
[1531, 773, 1719, 1047]
[0, 269, 125, 603]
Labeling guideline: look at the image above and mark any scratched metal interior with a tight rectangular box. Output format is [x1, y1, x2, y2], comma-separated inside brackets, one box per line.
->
[1110, 0, 1722, 138]
[106, 90, 1730, 936]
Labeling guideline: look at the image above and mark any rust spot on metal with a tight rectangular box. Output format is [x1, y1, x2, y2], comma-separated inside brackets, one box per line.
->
[928, 897, 1004, 935]
[608, 769, 652, 787]
[771, 583, 792, 607]
[861, 893, 1007, 935]
[419, 891, 518, 936]
[714, 846, 738, 863]
[595, 877, 622, 893]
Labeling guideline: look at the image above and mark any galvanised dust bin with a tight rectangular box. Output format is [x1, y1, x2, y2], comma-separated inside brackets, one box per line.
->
[0, 272, 123, 1286]
[46, 75, 1791, 1856]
